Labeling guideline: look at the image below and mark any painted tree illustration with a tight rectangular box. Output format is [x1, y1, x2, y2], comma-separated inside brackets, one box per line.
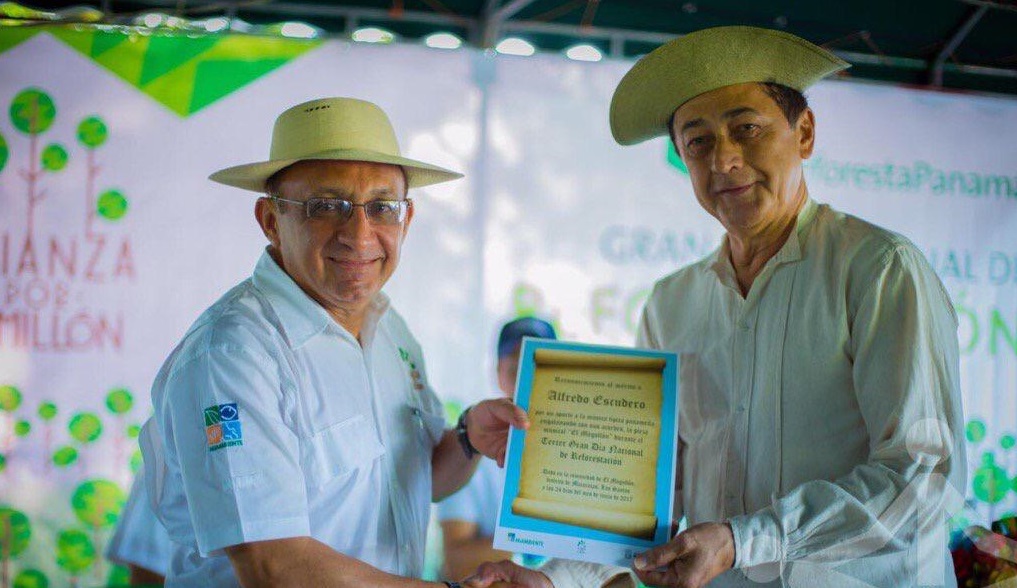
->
[67, 412, 102, 472]
[0, 386, 21, 452]
[76, 116, 108, 238]
[70, 480, 125, 582]
[40, 144, 67, 173]
[0, 131, 8, 175]
[9, 88, 56, 239]
[105, 388, 133, 471]
[12, 422, 29, 439]
[0, 507, 31, 588]
[96, 189, 129, 222]
[55, 529, 94, 587]
[51, 446, 78, 469]
[12, 569, 47, 588]
[36, 402, 57, 471]
[967, 417, 1016, 524]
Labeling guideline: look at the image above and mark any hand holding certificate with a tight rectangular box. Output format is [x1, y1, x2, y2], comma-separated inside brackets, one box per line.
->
[494, 338, 679, 567]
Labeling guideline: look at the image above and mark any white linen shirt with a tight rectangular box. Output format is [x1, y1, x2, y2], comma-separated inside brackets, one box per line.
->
[543, 199, 965, 588]
[106, 470, 174, 575]
[142, 251, 447, 587]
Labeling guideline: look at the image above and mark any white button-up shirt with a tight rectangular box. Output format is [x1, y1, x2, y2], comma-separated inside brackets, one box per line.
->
[543, 199, 965, 588]
[142, 251, 447, 587]
[106, 471, 174, 575]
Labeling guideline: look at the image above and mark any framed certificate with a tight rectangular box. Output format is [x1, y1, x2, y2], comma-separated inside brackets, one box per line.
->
[493, 338, 679, 567]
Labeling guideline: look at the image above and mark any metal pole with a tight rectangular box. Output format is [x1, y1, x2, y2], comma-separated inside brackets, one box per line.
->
[931, 5, 989, 86]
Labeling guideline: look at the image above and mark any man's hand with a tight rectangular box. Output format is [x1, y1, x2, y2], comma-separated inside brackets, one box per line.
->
[632, 522, 735, 588]
[466, 398, 529, 467]
[464, 560, 552, 588]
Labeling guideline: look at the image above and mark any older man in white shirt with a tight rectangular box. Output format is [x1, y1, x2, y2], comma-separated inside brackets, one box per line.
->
[142, 97, 528, 588]
[471, 26, 965, 588]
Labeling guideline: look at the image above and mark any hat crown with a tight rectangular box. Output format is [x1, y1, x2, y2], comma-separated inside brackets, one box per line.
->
[269, 97, 402, 160]
[609, 26, 849, 146]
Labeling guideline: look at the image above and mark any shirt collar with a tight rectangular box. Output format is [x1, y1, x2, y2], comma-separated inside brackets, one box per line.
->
[251, 250, 390, 348]
[709, 197, 819, 282]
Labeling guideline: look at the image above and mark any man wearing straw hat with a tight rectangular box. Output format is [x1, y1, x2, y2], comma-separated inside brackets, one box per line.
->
[470, 26, 965, 588]
[141, 97, 528, 587]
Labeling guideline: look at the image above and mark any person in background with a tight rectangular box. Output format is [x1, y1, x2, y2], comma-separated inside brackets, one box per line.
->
[106, 470, 173, 585]
[440, 317, 557, 581]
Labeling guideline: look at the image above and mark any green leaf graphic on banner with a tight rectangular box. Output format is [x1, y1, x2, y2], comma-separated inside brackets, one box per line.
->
[0, 130, 8, 174]
[139, 35, 219, 86]
[0, 28, 39, 55]
[1002, 434, 1016, 450]
[0, 454, 5, 473]
[97, 189, 128, 221]
[0, 385, 21, 411]
[56, 529, 95, 575]
[973, 452, 1010, 504]
[130, 448, 143, 474]
[77, 116, 108, 149]
[126, 424, 141, 439]
[45, 27, 320, 116]
[189, 58, 288, 113]
[10, 88, 55, 135]
[105, 388, 133, 414]
[14, 419, 30, 437]
[68, 412, 103, 443]
[71, 479, 126, 528]
[107, 564, 129, 586]
[89, 30, 128, 59]
[0, 507, 31, 557]
[13, 568, 49, 588]
[41, 143, 68, 171]
[52, 446, 78, 467]
[967, 419, 987, 443]
[38, 401, 57, 421]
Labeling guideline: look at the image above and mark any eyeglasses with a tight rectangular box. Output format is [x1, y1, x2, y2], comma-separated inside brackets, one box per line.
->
[269, 196, 412, 225]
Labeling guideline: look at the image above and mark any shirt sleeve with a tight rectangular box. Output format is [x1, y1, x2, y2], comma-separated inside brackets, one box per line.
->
[539, 558, 637, 588]
[728, 244, 966, 569]
[159, 345, 310, 556]
[106, 472, 175, 574]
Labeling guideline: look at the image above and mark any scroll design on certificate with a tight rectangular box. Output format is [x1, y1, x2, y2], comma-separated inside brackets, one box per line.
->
[511, 349, 665, 539]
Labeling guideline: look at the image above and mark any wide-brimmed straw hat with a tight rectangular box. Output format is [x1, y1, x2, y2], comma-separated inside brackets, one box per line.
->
[610, 26, 850, 146]
[209, 97, 463, 191]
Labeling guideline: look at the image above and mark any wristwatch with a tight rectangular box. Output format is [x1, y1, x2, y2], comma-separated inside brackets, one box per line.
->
[455, 406, 479, 459]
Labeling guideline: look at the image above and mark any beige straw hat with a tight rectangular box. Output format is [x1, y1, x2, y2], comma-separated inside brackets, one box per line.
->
[210, 97, 463, 191]
[610, 26, 850, 146]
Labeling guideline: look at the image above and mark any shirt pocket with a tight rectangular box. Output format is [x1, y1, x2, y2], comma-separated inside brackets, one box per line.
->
[305, 414, 386, 489]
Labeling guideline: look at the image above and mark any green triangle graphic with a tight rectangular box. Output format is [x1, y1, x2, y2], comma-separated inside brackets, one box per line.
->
[189, 58, 288, 114]
[139, 35, 219, 86]
[25, 26, 320, 117]
[90, 30, 130, 58]
[0, 28, 40, 55]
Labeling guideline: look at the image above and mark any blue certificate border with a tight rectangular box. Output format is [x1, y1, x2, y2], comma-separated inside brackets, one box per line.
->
[496, 337, 679, 551]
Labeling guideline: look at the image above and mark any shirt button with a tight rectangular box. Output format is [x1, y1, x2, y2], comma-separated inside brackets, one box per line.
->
[738, 322, 751, 331]
[736, 405, 746, 413]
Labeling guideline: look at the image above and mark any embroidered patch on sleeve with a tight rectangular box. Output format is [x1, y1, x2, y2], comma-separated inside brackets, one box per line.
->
[204, 403, 243, 451]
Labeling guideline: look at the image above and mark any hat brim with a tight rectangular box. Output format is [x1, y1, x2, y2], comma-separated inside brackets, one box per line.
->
[610, 26, 850, 146]
[209, 148, 464, 192]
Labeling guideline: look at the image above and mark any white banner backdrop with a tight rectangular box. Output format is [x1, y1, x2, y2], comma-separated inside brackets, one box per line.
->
[0, 27, 1014, 586]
